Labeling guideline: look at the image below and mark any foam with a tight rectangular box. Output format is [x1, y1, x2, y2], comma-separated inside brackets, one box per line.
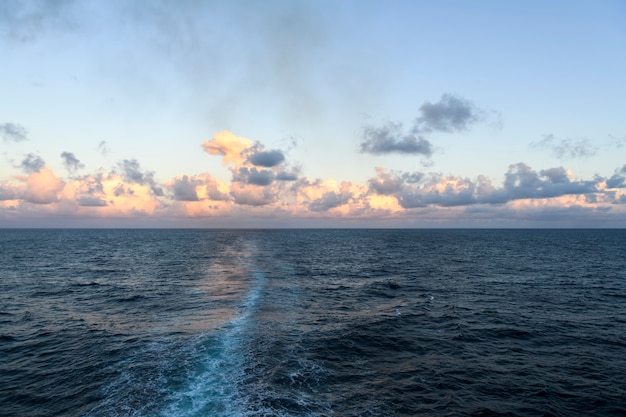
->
[158, 267, 267, 417]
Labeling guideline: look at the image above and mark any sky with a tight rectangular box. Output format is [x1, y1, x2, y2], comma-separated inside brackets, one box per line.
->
[1, 0, 625, 228]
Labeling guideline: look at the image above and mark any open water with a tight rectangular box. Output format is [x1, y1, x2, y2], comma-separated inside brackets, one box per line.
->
[1, 229, 625, 416]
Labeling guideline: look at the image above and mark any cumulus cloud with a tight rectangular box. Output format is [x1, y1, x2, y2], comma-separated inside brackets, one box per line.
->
[201, 131, 299, 206]
[276, 169, 298, 181]
[360, 94, 485, 157]
[171, 175, 201, 201]
[606, 165, 626, 188]
[414, 94, 484, 133]
[202, 131, 254, 168]
[503, 163, 597, 200]
[248, 149, 285, 167]
[0, 183, 22, 200]
[23, 167, 64, 204]
[530, 134, 598, 159]
[169, 174, 229, 202]
[117, 159, 164, 196]
[1, 130, 625, 225]
[309, 191, 352, 212]
[20, 154, 45, 173]
[230, 183, 277, 206]
[369, 163, 599, 209]
[368, 168, 424, 195]
[61, 151, 85, 173]
[360, 122, 433, 156]
[234, 167, 274, 186]
[1, 123, 28, 142]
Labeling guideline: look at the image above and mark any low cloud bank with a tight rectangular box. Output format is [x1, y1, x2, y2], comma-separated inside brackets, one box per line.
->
[1, 130, 625, 225]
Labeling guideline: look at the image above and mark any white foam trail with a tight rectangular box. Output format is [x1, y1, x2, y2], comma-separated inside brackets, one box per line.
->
[159, 267, 267, 417]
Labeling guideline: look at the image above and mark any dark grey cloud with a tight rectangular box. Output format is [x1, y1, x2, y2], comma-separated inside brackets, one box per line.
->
[606, 165, 626, 188]
[234, 167, 274, 186]
[171, 175, 200, 201]
[360, 122, 433, 156]
[78, 196, 108, 207]
[118, 159, 164, 196]
[503, 163, 597, 199]
[309, 191, 352, 212]
[371, 163, 599, 209]
[530, 134, 598, 159]
[60, 151, 84, 172]
[248, 149, 285, 167]
[361, 94, 487, 157]
[20, 153, 45, 173]
[275, 170, 298, 181]
[414, 94, 484, 133]
[0, 123, 28, 142]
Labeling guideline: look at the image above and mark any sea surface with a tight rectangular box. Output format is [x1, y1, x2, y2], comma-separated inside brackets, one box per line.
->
[1, 229, 625, 417]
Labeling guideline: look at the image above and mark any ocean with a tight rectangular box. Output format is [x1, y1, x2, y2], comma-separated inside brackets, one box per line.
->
[1, 229, 625, 417]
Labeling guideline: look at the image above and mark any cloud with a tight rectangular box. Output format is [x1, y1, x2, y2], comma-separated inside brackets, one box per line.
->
[530, 134, 598, 159]
[609, 135, 626, 149]
[0, 123, 28, 142]
[230, 183, 277, 206]
[309, 191, 352, 212]
[234, 167, 274, 186]
[24, 167, 65, 204]
[202, 131, 254, 168]
[503, 163, 597, 199]
[0, 0, 78, 42]
[0, 183, 22, 200]
[117, 159, 164, 196]
[360, 122, 433, 156]
[368, 168, 424, 195]
[414, 94, 484, 133]
[97, 141, 110, 156]
[171, 175, 201, 201]
[275, 169, 298, 181]
[248, 149, 285, 167]
[370, 163, 600, 209]
[169, 174, 229, 202]
[398, 177, 478, 208]
[20, 154, 45, 173]
[78, 196, 108, 207]
[360, 94, 485, 157]
[606, 165, 626, 188]
[203, 131, 297, 195]
[61, 151, 85, 173]
[2, 130, 625, 225]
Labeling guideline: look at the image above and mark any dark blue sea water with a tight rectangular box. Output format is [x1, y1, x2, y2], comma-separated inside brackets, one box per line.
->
[1, 229, 625, 417]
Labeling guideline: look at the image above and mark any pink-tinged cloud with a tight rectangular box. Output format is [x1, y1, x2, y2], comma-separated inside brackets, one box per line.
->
[1, 131, 626, 226]
[202, 131, 254, 168]
[23, 167, 65, 204]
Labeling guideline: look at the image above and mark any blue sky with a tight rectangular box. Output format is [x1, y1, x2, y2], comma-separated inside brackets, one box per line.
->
[1, 0, 625, 227]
